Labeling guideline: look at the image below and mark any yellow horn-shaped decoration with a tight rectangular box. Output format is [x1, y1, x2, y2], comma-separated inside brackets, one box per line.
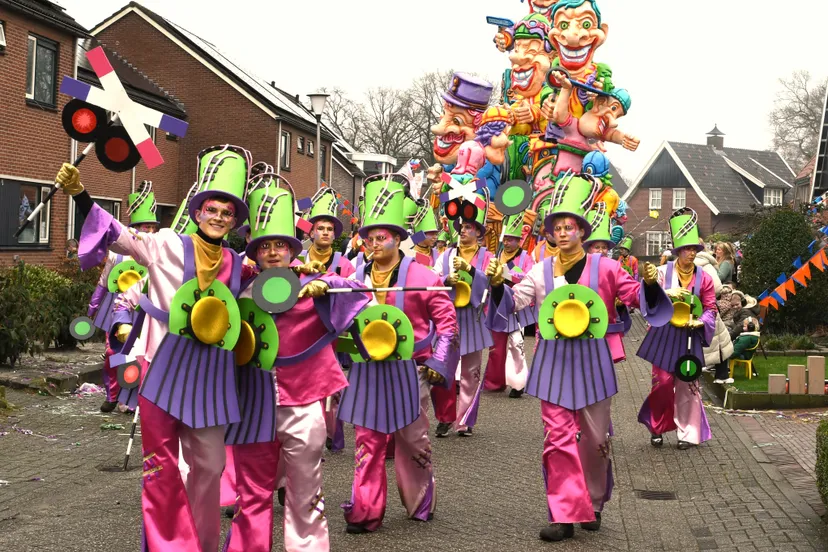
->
[191, 296, 230, 345]
[361, 319, 397, 361]
[117, 270, 143, 293]
[453, 281, 471, 308]
[670, 302, 691, 328]
[234, 320, 256, 366]
[552, 299, 591, 338]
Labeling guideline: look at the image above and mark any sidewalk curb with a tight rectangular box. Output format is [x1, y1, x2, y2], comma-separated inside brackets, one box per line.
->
[0, 363, 103, 392]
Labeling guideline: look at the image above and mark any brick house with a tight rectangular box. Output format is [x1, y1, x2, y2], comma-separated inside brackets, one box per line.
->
[621, 126, 795, 259]
[90, 2, 337, 210]
[0, 0, 185, 268]
[794, 86, 828, 205]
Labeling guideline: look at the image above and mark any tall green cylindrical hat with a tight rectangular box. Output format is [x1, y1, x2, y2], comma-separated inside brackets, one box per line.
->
[669, 207, 703, 254]
[306, 188, 343, 238]
[618, 235, 633, 250]
[544, 173, 601, 240]
[437, 230, 451, 243]
[358, 174, 409, 240]
[188, 145, 251, 229]
[502, 210, 525, 239]
[245, 173, 303, 260]
[583, 202, 613, 248]
[404, 196, 439, 236]
[170, 181, 198, 235]
[127, 181, 159, 227]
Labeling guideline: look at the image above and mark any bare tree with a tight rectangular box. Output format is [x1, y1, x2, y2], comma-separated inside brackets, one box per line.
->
[359, 87, 420, 160]
[320, 87, 367, 149]
[769, 71, 827, 171]
[402, 70, 455, 166]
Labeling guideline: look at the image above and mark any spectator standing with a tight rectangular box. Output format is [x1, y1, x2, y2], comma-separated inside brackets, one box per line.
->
[715, 242, 736, 285]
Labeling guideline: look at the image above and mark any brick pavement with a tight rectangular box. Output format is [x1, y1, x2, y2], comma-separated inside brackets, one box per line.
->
[0, 314, 826, 551]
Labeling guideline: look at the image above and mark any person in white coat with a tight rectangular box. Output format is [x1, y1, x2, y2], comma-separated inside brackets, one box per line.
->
[694, 250, 734, 383]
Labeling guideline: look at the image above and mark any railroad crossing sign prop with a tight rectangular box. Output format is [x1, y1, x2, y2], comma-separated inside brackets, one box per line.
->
[59, 46, 188, 171]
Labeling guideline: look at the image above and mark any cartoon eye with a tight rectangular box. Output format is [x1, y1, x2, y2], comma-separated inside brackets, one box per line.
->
[582, 21, 592, 30]
[611, 105, 618, 111]
[560, 21, 569, 30]
[452, 117, 463, 126]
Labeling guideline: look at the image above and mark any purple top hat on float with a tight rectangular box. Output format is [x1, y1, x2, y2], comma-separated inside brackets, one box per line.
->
[442, 72, 493, 112]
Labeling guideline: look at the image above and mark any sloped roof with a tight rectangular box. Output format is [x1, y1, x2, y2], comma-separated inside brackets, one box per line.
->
[608, 162, 627, 197]
[795, 155, 816, 185]
[720, 147, 793, 189]
[92, 2, 336, 141]
[75, 40, 186, 118]
[0, 0, 88, 36]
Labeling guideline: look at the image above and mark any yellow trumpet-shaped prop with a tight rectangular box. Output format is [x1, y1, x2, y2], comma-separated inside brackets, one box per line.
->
[234, 320, 256, 366]
[117, 270, 142, 293]
[191, 296, 230, 345]
[670, 301, 691, 328]
[453, 280, 471, 308]
[361, 319, 397, 361]
[553, 299, 591, 338]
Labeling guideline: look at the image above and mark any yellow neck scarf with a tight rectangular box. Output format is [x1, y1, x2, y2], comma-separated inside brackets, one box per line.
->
[458, 244, 479, 264]
[308, 244, 333, 267]
[554, 248, 586, 277]
[191, 233, 223, 291]
[413, 244, 432, 257]
[500, 249, 519, 265]
[676, 262, 695, 290]
[370, 262, 398, 305]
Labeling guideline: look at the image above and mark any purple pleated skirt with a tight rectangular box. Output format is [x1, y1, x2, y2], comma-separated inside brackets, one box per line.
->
[337, 359, 420, 434]
[525, 338, 617, 410]
[637, 324, 704, 373]
[507, 305, 538, 333]
[225, 366, 276, 445]
[139, 333, 241, 428]
[92, 291, 116, 331]
[457, 306, 494, 356]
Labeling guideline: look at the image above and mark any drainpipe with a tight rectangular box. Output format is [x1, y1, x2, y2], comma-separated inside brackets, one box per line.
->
[276, 120, 283, 175]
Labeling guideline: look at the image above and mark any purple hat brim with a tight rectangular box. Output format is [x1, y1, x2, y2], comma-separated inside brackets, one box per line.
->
[246, 234, 303, 263]
[671, 244, 705, 255]
[582, 238, 613, 248]
[441, 92, 487, 112]
[358, 223, 409, 241]
[544, 212, 593, 241]
[308, 214, 343, 239]
[189, 191, 249, 230]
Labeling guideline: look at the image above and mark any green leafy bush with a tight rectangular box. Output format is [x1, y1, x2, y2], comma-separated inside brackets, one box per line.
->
[741, 208, 828, 334]
[764, 336, 785, 350]
[0, 262, 41, 366]
[818, 420, 828, 508]
[763, 334, 817, 351]
[791, 335, 816, 350]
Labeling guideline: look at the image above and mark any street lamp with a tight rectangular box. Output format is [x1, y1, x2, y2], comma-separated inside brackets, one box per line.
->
[308, 93, 329, 191]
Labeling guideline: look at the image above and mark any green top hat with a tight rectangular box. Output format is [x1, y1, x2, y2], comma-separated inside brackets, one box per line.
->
[127, 181, 159, 227]
[358, 174, 410, 240]
[437, 230, 451, 243]
[502, 210, 525, 239]
[169, 181, 199, 235]
[188, 145, 251, 229]
[404, 196, 439, 236]
[245, 173, 303, 260]
[583, 202, 613, 247]
[669, 207, 704, 254]
[307, 188, 343, 238]
[618, 235, 633, 251]
[544, 173, 601, 240]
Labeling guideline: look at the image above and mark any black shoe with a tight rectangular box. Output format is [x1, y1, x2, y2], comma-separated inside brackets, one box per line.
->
[539, 523, 574, 542]
[326, 437, 333, 451]
[650, 434, 663, 447]
[100, 401, 117, 413]
[677, 440, 695, 450]
[223, 506, 234, 519]
[580, 512, 601, 531]
[457, 428, 473, 437]
[346, 523, 371, 534]
[277, 487, 285, 507]
[508, 389, 524, 398]
[435, 422, 451, 438]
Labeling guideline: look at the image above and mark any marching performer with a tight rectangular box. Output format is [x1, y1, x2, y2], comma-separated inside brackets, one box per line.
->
[338, 175, 457, 533]
[87, 181, 159, 412]
[433, 197, 494, 437]
[225, 173, 369, 552]
[405, 195, 441, 268]
[484, 211, 535, 397]
[617, 236, 638, 279]
[485, 174, 670, 542]
[57, 145, 257, 552]
[637, 208, 715, 450]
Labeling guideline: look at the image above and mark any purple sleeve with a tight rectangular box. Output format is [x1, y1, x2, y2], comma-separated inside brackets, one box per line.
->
[107, 309, 135, 355]
[424, 334, 454, 387]
[486, 284, 517, 333]
[613, 259, 672, 328]
[420, 272, 458, 387]
[699, 273, 717, 346]
[87, 284, 107, 318]
[78, 204, 123, 271]
[319, 274, 371, 334]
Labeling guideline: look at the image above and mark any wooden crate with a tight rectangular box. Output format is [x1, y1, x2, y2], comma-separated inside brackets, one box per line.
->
[788, 364, 806, 394]
[808, 356, 826, 395]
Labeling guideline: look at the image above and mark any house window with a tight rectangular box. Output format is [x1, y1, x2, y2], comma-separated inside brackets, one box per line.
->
[764, 188, 783, 206]
[297, 136, 305, 154]
[73, 197, 120, 241]
[646, 231, 671, 257]
[0, 180, 51, 247]
[280, 131, 291, 171]
[155, 204, 177, 228]
[648, 188, 662, 210]
[0, 21, 7, 52]
[26, 35, 58, 106]
[308, 140, 315, 158]
[672, 188, 686, 209]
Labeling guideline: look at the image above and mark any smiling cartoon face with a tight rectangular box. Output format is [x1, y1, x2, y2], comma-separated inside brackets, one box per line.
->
[550, 1, 608, 73]
[508, 38, 553, 97]
[579, 95, 626, 140]
[431, 103, 479, 165]
[530, 0, 559, 18]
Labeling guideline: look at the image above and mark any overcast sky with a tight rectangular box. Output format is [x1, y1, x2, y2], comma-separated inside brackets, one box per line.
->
[55, 0, 828, 181]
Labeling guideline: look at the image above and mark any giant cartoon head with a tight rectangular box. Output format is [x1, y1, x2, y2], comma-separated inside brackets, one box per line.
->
[431, 73, 493, 165]
[579, 88, 630, 142]
[550, 0, 608, 74]
[529, 0, 560, 19]
[508, 14, 554, 98]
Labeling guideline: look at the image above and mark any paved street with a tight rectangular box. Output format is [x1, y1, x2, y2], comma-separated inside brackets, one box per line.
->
[1, 316, 827, 551]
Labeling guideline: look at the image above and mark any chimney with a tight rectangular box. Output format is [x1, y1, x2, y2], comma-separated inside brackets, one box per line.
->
[270, 81, 275, 88]
[706, 124, 725, 150]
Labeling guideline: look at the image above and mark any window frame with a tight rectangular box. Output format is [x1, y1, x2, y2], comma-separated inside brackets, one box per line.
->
[672, 188, 686, 210]
[645, 231, 670, 257]
[297, 136, 305, 154]
[155, 203, 177, 228]
[71, 196, 121, 242]
[280, 131, 291, 171]
[0, 21, 7, 52]
[307, 140, 315, 158]
[0, 177, 52, 249]
[25, 33, 58, 107]
[648, 188, 662, 210]
[764, 188, 783, 206]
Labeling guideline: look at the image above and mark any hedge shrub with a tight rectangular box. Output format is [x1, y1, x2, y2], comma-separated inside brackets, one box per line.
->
[818, 420, 828, 508]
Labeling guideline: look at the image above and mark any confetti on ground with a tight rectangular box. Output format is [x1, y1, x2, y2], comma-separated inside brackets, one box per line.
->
[74, 383, 104, 396]
[100, 424, 125, 430]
